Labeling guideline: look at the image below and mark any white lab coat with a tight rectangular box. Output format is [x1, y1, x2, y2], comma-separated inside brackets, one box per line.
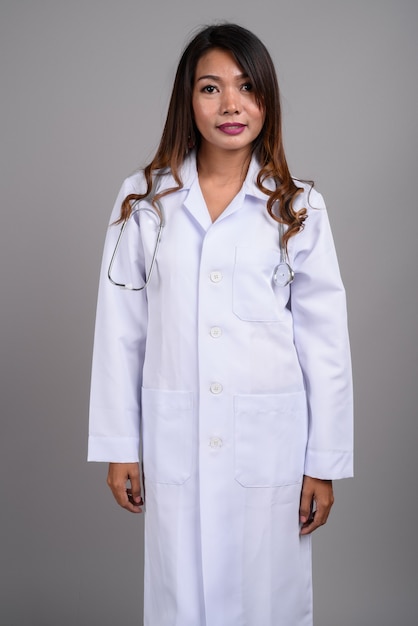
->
[88, 152, 353, 626]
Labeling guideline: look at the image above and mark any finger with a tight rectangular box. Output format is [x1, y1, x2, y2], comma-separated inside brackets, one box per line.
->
[300, 511, 320, 535]
[126, 488, 144, 507]
[300, 507, 328, 535]
[114, 485, 143, 514]
[299, 485, 314, 524]
[128, 469, 142, 505]
[300, 493, 334, 535]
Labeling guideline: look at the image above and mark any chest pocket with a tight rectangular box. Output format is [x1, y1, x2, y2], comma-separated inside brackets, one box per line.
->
[232, 246, 289, 322]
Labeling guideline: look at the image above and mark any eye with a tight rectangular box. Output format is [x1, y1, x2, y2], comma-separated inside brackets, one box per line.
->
[201, 84, 218, 94]
[241, 82, 253, 92]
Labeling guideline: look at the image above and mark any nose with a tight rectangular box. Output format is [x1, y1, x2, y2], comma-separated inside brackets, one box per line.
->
[220, 88, 241, 115]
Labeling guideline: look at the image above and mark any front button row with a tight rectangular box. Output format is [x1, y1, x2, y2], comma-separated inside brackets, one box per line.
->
[210, 382, 223, 394]
[209, 271, 223, 283]
[209, 437, 223, 449]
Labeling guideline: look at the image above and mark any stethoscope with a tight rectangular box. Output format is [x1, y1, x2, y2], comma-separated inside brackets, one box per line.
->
[273, 221, 295, 287]
[108, 180, 294, 290]
[108, 177, 165, 291]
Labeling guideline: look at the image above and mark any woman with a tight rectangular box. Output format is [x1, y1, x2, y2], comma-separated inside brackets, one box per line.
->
[88, 23, 353, 626]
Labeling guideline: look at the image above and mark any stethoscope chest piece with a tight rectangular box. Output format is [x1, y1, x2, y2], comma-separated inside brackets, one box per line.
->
[273, 262, 294, 287]
[273, 221, 294, 287]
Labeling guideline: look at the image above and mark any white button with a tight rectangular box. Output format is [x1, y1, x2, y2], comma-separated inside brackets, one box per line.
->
[210, 326, 222, 338]
[210, 382, 223, 394]
[209, 437, 223, 449]
[210, 271, 223, 283]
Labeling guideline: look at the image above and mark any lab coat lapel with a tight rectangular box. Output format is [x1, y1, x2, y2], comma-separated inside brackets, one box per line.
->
[162, 151, 211, 232]
[183, 177, 213, 231]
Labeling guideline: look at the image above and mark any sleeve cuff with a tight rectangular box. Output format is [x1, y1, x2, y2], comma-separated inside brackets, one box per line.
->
[304, 447, 353, 480]
[87, 436, 140, 463]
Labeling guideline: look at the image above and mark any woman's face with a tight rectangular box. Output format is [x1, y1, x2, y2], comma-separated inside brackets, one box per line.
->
[192, 48, 265, 157]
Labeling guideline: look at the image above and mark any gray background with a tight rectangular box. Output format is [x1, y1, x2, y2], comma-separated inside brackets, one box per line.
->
[1, 1, 417, 625]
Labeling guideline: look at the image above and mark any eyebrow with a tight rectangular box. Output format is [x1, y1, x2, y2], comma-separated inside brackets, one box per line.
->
[196, 72, 249, 82]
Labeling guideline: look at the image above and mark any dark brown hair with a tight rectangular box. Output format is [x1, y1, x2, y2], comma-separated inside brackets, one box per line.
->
[119, 23, 308, 245]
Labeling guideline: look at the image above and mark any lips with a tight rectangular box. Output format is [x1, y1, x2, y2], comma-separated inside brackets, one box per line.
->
[217, 123, 246, 135]
[218, 123, 245, 129]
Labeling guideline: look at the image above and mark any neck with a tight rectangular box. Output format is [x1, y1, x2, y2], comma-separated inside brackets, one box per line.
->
[196, 145, 252, 184]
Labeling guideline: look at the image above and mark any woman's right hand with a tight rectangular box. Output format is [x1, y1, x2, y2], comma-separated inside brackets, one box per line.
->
[106, 462, 144, 513]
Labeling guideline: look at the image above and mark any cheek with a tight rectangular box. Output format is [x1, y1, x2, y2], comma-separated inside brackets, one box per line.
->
[192, 102, 212, 131]
[191, 95, 198, 120]
[192, 111, 204, 135]
[256, 110, 266, 134]
[256, 105, 266, 124]
[249, 110, 264, 136]
[247, 100, 264, 124]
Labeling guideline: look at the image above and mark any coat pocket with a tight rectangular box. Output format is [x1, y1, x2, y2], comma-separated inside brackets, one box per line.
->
[234, 392, 308, 487]
[232, 247, 290, 322]
[141, 388, 194, 485]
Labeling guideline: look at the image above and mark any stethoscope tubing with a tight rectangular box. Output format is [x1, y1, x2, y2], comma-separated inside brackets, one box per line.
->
[108, 202, 164, 291]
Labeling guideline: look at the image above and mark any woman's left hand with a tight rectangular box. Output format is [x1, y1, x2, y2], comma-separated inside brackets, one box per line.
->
[299, 475, 334, 535]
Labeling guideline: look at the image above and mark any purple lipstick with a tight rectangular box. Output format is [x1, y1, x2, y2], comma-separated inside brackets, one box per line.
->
[217, 123, 246, 135]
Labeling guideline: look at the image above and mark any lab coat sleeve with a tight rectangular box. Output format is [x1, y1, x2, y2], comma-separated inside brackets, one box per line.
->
[290, 189, 353, 479]
[88, 176, 148, 462]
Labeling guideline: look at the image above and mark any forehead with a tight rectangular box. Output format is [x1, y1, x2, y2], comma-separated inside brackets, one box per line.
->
[194, 48, 246, 78]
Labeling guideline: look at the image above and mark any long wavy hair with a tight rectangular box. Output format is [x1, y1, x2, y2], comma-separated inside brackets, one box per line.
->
[118, 23, 309, 246]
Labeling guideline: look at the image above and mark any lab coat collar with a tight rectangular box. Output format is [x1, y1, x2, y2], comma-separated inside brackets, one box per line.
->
[162, 150, 274, 196]
[166, 151, 273, 230]
[157, 151, 199, 192]
[178, 150, 275, 196]
[243, 155, 276, 200]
